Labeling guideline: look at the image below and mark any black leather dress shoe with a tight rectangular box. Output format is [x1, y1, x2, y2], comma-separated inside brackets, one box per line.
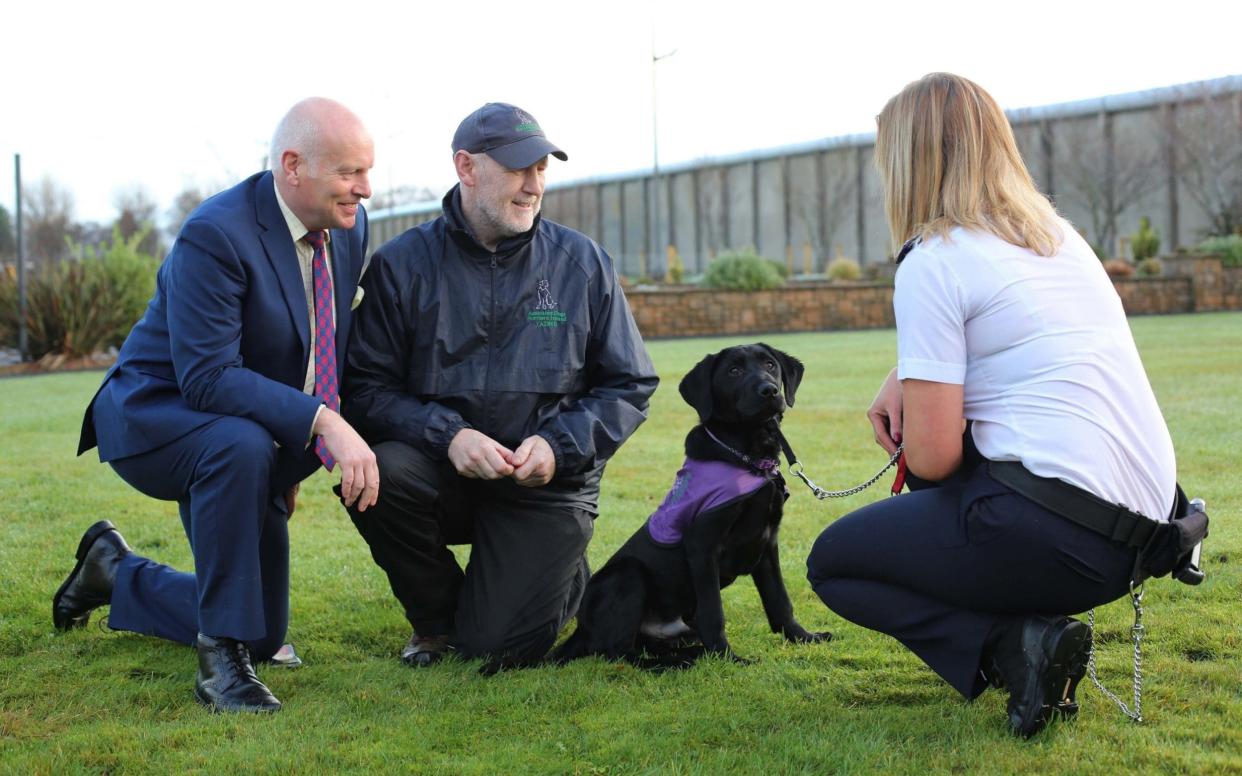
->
[1002, 616, 1092, 738]
[400, 633, 450, 667]
[52, 520, 131, 630]
[194, 634, 282, 713]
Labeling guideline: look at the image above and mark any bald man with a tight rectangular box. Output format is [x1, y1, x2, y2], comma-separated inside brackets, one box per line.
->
[56, 98, 379, 713]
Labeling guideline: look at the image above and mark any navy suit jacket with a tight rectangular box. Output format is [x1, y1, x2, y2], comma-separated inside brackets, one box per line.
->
[79, 171, 368, 468]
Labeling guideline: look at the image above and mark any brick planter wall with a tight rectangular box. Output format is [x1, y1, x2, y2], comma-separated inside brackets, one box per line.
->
[625, 256, 1239, 339]
[1111, 277, 1194, 315]
[627, 282, 894, 339]
[1225, 266, 1242, 310]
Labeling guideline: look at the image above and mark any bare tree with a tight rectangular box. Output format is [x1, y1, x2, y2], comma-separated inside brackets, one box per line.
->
[0, 204, 14, 262]
[696, 166, 727, 263]
[1055, 114, 1158, 257]
[789, 152, 857, 272]
[1172, 86, 1242, 237]
[368, 184, 438, 211]
[167, 186, 206, 239]
[22, 176, 77, 266]
[73, 222, 114, 249]
[113, 186, 164, 257]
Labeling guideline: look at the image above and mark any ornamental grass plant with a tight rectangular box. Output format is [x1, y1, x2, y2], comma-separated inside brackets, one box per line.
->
[1197, 234, 1242, 268]
[703, 250, 786, 291]
[0, 229, 159, 360]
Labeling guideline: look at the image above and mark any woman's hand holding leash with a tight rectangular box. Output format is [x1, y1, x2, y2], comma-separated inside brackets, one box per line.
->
[868, 367, 903, 455]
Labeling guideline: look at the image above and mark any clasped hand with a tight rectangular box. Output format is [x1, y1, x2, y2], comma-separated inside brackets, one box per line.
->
[448, 428, 556, 487]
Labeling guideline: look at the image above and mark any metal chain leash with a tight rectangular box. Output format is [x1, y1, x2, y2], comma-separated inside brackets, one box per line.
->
[1086, 581, 1145, 723]
[790, 445, 904, 499]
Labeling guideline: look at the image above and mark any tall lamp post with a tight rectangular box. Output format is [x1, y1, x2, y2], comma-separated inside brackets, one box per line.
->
[650, 36, 676, 279]
[14, 154, 26, 361]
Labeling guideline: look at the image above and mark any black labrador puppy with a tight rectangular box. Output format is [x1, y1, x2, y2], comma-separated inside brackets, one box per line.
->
[553, 343, 830, 667]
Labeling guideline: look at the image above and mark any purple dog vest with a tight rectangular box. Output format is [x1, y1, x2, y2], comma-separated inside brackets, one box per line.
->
[646, 458, 782, 546]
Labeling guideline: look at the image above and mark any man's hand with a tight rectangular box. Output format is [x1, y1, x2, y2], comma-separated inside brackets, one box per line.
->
[448, 429, 515, 479]
[867, 366, 903, 455]
[284, 483, 299, 519]
[313, 408, 380, 511]
[510, 435, 556, 488]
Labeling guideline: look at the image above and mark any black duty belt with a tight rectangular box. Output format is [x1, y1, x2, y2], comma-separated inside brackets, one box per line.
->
[987, 461, 1160, 550]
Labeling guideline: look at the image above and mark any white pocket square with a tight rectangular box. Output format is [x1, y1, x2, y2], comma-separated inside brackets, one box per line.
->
[350, 286, 365, 310]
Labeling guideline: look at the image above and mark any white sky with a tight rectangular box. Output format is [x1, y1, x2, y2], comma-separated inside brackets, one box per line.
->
[2, 0, 1240, 226]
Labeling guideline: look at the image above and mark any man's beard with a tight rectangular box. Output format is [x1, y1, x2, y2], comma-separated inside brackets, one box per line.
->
[477, 197, 539, 241]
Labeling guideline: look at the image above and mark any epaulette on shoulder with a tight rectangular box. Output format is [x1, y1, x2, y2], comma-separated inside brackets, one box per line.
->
[895, 238, 920, 265]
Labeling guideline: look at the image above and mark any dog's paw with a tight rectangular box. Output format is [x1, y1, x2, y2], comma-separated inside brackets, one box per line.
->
[781, 625, 834, 644]
[726, 651, 756, 666]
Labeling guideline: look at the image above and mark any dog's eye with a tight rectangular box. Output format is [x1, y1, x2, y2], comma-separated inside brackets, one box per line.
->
[765, 360, 776, 371]
[729, 366, 743, 376]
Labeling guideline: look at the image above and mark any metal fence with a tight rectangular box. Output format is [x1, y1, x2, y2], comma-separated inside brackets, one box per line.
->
[367, 75, 1242, 279]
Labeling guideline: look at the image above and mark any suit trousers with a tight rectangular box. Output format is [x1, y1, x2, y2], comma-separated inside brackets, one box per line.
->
[105, 416, 312, 662]
[347, 440, 593, 664]
[806, 460, 1137, 698]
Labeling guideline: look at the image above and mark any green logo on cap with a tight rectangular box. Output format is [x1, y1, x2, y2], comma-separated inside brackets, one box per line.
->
[515, 122, 540, 133]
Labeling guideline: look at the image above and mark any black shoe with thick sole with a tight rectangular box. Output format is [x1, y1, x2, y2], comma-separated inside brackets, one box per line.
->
[194, 634, 282, 713]
[400, 633, 451, 668]
[984, 650, 1081, 719]
[52, 520, 131, 630]
[1005, 616, 1092, 738]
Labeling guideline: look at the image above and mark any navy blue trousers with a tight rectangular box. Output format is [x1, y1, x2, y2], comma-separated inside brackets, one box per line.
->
[104, 416, 314, 662]
[806, 461, 1137, 698]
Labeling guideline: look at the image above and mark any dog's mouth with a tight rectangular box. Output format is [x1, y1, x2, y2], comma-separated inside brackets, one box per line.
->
[734, 393, 785, 423]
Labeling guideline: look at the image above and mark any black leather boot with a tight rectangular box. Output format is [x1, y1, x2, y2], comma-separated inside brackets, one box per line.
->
[993, 616, 1091, 738]
[52, 520, 131, 630]
[194, 634, 282, 713]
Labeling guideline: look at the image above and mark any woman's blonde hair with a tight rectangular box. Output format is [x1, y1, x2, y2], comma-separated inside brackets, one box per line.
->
[875, 73, 1061, 256]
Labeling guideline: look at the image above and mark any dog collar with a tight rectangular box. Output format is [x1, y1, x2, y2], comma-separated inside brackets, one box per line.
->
[703, 427, 780, 476]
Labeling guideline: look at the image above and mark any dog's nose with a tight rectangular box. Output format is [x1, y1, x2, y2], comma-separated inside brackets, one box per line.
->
[758, 382, 779, 398]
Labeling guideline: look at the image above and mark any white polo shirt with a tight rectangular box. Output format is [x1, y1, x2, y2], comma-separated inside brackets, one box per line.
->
[894, 220, 1176, 521]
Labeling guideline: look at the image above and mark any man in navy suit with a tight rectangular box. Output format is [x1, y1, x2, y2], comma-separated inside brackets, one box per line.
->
[53, 97, 380, 713]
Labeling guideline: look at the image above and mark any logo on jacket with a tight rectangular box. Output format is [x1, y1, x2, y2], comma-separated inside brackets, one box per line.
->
[527, 279, 566, 328]
[535, 279, 556, 310]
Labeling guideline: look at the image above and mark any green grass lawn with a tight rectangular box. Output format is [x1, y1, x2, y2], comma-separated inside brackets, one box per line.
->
[2, 312, 1239, 774]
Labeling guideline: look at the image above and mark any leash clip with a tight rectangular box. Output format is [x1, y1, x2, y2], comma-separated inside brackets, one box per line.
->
[788, 461, 827, 499]
[785, 444, 904, 501]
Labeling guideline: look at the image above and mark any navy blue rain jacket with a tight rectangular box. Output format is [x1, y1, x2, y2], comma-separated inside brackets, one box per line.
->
[342, 186, 658, 506]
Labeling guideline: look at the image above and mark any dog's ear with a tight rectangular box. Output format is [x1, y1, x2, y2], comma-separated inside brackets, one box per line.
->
[679, 352, 718, 423]
[759, 343, 804, 408]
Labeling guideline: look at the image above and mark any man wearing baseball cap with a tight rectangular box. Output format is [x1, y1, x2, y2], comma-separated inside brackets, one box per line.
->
[340, 103, 658, 671]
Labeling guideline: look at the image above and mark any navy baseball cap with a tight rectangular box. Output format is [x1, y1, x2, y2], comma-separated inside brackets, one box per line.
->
[452, 102, 568, 170]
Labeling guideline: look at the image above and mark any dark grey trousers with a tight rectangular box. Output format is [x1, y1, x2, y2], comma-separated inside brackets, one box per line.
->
[346, 440, 593, 664]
